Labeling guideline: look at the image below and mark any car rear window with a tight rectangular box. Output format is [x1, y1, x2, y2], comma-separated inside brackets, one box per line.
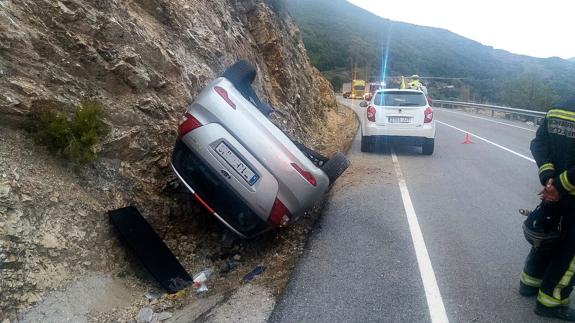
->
[374, 91, 427, 107]
[353, 85, 365, 91]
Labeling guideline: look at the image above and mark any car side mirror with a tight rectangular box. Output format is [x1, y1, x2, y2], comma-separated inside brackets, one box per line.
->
[359, 101, 368, 108]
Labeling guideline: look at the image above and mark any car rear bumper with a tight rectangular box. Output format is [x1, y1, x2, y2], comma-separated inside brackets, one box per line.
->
[365, 135, 431, 145]
[362, 122, 435, 140]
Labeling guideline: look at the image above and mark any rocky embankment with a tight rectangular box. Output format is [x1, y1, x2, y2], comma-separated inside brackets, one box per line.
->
[0, 0, 357, 321]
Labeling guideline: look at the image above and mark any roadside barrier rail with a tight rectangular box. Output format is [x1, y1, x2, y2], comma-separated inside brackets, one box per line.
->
[433, 100, 546, 122]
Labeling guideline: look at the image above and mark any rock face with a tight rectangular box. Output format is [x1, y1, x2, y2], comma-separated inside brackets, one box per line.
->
[0, 0, 335, 152]
[0, 0, 342, 195]
[0, 0, 356, 319]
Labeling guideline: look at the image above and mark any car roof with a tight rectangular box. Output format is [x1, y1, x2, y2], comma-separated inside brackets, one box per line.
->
[375, 88, 423, 94]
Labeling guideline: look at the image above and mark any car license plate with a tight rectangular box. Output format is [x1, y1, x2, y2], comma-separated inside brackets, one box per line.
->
[388, 116, 412, 123]
[215, 142, 259, 185]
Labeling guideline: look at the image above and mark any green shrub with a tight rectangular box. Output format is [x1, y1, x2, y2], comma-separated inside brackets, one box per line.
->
[28, 100, 108, 164]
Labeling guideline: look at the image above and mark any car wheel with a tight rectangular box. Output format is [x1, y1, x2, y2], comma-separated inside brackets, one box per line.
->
[322, 152, 350, 184]
[222, 60, 257, 86]
[422, 138, 435, 155]
[361, 136, 373, 152]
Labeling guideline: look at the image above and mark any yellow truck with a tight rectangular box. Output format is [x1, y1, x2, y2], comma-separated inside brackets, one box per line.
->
[350, 79, 366, 99]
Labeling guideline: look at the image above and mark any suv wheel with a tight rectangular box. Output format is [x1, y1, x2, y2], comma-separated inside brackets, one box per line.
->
[422, 138, 435, 155]
[322, 152, 350, 184]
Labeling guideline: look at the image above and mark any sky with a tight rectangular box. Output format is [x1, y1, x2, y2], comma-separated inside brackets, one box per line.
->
[348, 0, 575, 59]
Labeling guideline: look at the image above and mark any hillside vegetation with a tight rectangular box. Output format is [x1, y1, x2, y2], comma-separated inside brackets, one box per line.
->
[288, 0, 575, 110]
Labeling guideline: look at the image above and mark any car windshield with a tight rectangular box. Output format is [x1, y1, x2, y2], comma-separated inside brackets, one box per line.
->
[353, 85, 365, 91]
[374, 91, 427, 106]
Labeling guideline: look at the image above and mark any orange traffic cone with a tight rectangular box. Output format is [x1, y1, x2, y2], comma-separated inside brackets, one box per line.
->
[462, 133, 474, 144]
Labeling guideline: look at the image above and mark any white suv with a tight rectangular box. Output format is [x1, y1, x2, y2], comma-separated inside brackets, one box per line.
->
[359, 89, 436, 155]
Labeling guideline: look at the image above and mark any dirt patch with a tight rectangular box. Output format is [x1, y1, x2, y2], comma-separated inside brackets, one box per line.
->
[21, 274, 142, 322]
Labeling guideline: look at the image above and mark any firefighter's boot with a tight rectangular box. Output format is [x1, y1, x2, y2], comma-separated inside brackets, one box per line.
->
[535, 302, 575, 322]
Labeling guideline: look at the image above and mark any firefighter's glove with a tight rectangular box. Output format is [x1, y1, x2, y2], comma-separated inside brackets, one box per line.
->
[540, 178, 560, 203]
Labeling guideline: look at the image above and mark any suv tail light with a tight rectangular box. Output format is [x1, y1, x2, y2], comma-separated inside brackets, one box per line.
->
[424, 107, 433, 123]
[269, 198, 291, 227]
[367, 106, 376, 122]
[178, 113, 202, 137]
[291, 163, 317, 186]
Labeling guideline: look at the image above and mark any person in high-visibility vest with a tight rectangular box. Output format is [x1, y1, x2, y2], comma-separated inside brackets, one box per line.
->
[521, 99, 575, 321]
[407, 75, 422, 90]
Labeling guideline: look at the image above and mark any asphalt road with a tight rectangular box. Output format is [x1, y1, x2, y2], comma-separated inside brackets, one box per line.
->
[270, 99, 555, 322]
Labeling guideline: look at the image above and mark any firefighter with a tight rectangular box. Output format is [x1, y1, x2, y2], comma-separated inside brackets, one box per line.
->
[407, 75, 422, 90]
[521, 100, 575, 321]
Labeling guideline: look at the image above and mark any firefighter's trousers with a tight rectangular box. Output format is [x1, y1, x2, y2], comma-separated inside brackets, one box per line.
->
[522, 200, 575, 307]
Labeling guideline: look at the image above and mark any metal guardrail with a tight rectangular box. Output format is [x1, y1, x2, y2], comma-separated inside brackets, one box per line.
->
[433, 100, 546, 121]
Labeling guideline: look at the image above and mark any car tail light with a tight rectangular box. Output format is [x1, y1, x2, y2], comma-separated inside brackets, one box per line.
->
[214, 86, 236, 109]
[178, 112, 202, 137]
[291, 163, 317, 186]
[367, 106, 376, 122]
[424, 107, 434, 123]
[269, 198, 291, 227]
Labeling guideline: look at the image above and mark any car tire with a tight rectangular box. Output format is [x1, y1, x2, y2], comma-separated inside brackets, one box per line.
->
[222, 60, 257, 86]
[322, 152, 350, 184]
[361, 136, 373, 152]
[422, 138, 435, 155]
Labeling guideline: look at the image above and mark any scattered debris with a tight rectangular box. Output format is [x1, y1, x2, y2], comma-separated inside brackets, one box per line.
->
[192, 269, 213, 294]
[165, 290, 186, 301]
[219, 259, 239, 277]
[243, 266, 266, 282]
[144, 291, 162, 301]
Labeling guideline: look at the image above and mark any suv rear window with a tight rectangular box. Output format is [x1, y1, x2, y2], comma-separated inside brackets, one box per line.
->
[374, 91, 427, 107]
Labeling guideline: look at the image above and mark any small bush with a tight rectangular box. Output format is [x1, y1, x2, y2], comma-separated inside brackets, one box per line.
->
[28, 100, 108, 164]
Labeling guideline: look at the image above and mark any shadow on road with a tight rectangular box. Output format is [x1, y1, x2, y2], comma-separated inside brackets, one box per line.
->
[362, 140, 424, 157]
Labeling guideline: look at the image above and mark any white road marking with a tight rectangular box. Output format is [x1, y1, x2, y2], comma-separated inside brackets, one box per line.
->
[436, 108, 536, 132]
[391, 150, 449, 323]
[436, 120, 536, 164]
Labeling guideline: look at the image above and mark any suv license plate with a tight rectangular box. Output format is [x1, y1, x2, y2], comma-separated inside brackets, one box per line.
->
[388, 116, 412, 123]
[215, 142, 259, 185]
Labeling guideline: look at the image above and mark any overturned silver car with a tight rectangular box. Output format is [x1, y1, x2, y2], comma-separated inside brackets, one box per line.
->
[171, 61, 349, 238]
